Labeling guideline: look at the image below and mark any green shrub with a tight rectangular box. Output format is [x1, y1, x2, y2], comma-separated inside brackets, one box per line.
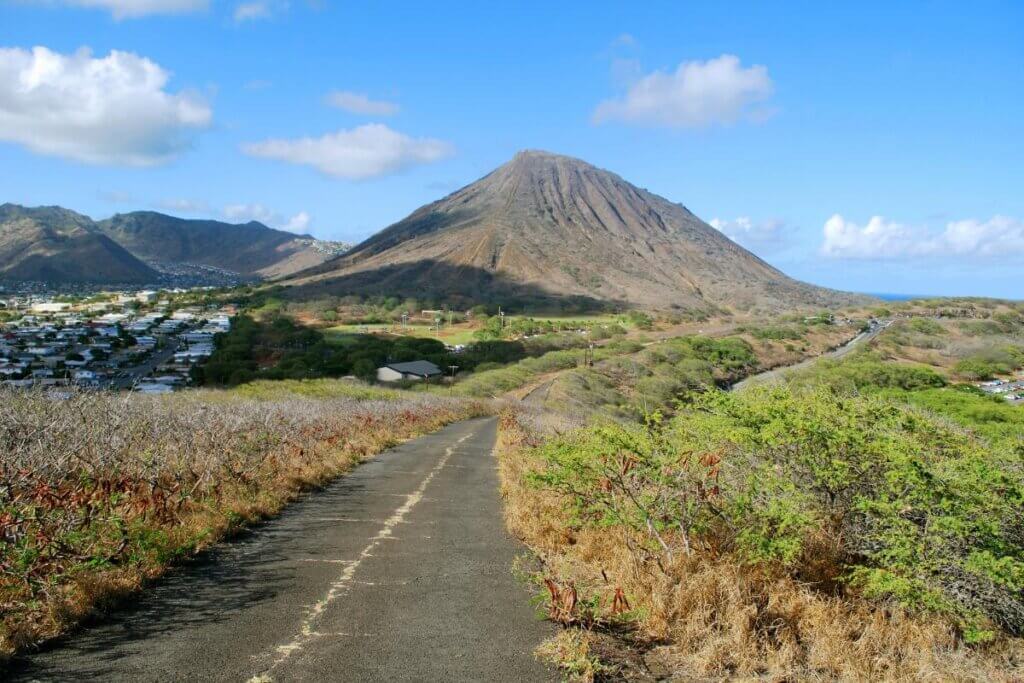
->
[531, 386, 1024, 637]
[907, 318, 946, 335]
[795, 353, 946, 391]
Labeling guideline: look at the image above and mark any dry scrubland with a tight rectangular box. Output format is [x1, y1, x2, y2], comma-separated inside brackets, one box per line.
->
[534, 322, 859, 424]
[499, 403, 1024, 681]
[0, 384, 487, 657]
[495, 313, 1024, 681]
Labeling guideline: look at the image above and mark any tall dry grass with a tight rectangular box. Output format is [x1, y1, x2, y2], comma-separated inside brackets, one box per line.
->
[498, 407, 1024, 682]
[0, 386, 487, 657]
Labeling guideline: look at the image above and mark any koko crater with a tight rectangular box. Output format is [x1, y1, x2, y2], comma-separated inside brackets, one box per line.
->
[286, 151, 864, 310]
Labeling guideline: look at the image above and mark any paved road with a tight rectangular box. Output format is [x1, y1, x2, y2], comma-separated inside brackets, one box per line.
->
[730, 323, 889, 391]
[8, 418, 555, 682]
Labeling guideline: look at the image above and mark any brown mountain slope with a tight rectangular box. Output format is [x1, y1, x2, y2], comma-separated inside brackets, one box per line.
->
[96, 212, 349, 278]
[0, 204, 158, 285]
[286, 151, 863, 311]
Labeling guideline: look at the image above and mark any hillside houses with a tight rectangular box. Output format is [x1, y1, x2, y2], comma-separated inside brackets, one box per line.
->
[0, 290, 233, 392]
[979, 378, 1024, 405]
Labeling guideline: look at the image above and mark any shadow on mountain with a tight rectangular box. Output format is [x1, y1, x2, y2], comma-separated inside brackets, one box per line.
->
[282, 259, 630, 314]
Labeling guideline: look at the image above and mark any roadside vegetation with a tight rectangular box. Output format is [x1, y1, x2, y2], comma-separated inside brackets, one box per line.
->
[0, 384, 487, 658]
[497, 303, 1024, 681]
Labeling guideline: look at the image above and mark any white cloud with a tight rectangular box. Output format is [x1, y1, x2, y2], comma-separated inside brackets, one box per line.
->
[222, 203, 313, 234]
[241, 123, 453, 180]
[282, 211, 311, 233]
[42, 0, 208, 19]
[821, 214, 1024, 260]
[223, 203, 277, 224]
[0, 46, 211, 165]
[709, 216, 787, 250]
[325, 90, 399, 116]
[233, 0, 270, 21]
[593, 54, 774, 128]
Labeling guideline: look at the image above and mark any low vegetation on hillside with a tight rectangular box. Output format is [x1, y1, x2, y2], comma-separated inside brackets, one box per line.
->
[0, 385, 486, 657]
[195, 313, 596, 387]
[497, 306, 1024, 681]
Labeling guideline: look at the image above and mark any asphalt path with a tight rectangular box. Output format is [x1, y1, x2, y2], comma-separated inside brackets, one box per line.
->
[730, 322, 889, 391]
[8, 417, 555, 682]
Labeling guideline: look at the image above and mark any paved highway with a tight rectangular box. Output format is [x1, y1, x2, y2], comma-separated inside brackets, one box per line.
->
[8, 418, 555, 682]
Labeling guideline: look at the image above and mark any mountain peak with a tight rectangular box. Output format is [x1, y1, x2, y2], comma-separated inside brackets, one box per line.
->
[507, 149, 594, 170]
[285, 153, 861, 311]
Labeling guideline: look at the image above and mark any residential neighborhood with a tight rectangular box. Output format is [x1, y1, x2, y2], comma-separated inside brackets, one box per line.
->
[0, 288, 233, 394]
[978, 377, 1024, 405]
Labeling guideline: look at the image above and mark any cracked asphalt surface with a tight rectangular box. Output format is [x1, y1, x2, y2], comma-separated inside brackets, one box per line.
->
[8, 417, 556, 682]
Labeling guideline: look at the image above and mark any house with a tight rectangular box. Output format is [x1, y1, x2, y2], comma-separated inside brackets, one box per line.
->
[31, 302, 72, 314]
[136, 382, 173, 394]
[376, 360, 443, 383]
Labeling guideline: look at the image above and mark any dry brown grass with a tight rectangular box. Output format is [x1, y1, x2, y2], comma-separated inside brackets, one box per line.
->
[0, 385, 488, 658]
[497, 408, 1024, 682]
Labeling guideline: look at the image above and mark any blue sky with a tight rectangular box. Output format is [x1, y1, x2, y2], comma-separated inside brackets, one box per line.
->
[1, 1, 1022, 298]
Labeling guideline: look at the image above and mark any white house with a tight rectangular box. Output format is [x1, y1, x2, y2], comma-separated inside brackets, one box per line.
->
[376, 360, 443, 383]
[136, 382, 173, 394]
[31, 302, 72, 314]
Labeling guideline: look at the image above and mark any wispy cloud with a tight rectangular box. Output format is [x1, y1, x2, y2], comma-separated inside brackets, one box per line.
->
[325, 90, 399, 116]
[0, 46, 211, 165]
[610, 33, 637, 48]
[594, 54, 774, 128]
[241, 123, 453, 180]
[155, 198, 209, 213]
[709, 216, 789, 252]
[233, 0, 271, 22]
[32, 0, 208, 19]
[222, 203, 313, 234]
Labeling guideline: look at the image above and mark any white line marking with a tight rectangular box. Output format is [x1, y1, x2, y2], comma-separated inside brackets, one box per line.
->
[249, 431, 472, 681]
[314, 517, 392, 523]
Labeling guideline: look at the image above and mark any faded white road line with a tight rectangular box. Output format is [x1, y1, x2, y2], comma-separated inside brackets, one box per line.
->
[248, 431, 473, 682]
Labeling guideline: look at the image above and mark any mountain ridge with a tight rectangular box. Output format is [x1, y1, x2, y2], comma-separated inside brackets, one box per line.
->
[0, 204, 158, 285]
[0, 204, 349, 285]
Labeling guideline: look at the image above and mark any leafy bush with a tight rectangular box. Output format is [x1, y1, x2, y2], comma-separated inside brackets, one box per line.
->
[739, 324, 806, 341]
[955, 357, 1001, 381]
[531, 386, 1024, 639]
[795, 353, 946, 391]
[907, 318, 946, 335]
